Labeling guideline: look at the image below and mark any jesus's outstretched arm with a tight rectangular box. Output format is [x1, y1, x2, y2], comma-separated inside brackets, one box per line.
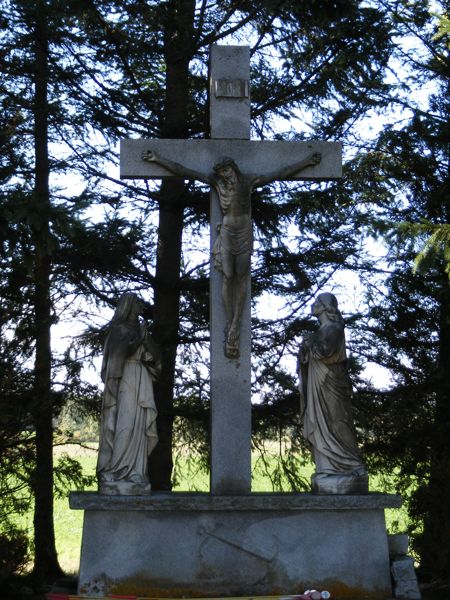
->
[141, 150, 211, 185]
[251, 152, 321, 188]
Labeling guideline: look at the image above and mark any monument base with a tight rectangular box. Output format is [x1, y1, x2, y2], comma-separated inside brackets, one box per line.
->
[70, 492, 401, 599]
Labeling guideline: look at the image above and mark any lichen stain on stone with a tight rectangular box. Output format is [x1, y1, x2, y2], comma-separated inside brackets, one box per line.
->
[84, 572, 391, 599]
[213, 477, 244, 494]
[108, 571, 287, 598]
[109, 573, 215, 598]
[79, 573, 108, 595]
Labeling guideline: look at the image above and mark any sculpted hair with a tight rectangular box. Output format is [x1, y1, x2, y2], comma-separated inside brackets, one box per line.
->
[213, 157, 240, 174]
[317, 292, 344, 324]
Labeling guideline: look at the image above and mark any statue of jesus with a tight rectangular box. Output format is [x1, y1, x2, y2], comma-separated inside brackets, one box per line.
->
[142, 149, 321, 358]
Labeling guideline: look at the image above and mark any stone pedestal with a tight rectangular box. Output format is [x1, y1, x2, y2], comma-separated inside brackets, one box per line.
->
[312, 472, 369, 495]
[98, 480, 151, 495]
[70, 491, 401, 598]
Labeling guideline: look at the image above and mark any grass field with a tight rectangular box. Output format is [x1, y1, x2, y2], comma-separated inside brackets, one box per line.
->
[14, 444, 409, 574]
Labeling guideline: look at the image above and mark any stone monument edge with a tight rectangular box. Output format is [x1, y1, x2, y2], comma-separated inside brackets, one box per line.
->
[69, 490, 402, 511]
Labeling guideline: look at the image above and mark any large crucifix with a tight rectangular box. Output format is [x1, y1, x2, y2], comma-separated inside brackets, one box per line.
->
[120, 45, 341, 495]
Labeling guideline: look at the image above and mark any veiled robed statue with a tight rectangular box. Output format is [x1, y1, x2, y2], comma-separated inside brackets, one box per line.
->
[298, 292, 368, 495]
[97, 292, 161, 495]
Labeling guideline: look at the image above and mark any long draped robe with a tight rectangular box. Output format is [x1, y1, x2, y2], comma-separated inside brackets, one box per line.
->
[300, 321, 365, 475]
[97, 323, 159, 484]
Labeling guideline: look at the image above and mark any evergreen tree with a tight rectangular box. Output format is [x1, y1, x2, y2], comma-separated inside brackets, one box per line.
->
[0, 0, 147, 584]
[350, 0, 449, 580]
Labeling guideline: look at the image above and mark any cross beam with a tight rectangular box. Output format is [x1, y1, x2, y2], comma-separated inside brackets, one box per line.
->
[120, 139, 341, 181]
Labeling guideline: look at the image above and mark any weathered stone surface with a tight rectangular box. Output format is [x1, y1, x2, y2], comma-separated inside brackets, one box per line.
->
[98, 480, 151, 496]
[209, 45, 252, 493]
[388, 533, 409, 557]
[71, 492, 399, 598]
[209, 306, 251, 494]
[391, 556, 421, 599]
[120, 138, 342, 180]
[312, 472, 369, 495]
[209, 45, 250, 139]
[70, 491, 402, 511]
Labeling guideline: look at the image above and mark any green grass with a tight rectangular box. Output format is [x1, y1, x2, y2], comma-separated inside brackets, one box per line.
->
[12, 445, 410, 574]
[54, 445, 97, 574]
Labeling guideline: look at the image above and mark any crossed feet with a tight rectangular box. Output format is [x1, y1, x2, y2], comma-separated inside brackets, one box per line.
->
[225, 323, 240, 359]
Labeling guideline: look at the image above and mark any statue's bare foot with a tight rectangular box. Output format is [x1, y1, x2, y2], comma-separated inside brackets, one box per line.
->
[225, 324, 240, 359]
[225, 340, 239, 359]
[228, 323, 239, 344]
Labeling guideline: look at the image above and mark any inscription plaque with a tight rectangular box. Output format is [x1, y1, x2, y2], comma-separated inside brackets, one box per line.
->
[214, 78, 249, 99]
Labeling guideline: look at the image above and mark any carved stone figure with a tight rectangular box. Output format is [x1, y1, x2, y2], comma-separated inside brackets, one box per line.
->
[298, 292, 368, 494]
[97, 292, 160, 495]
[142, 149, 321, 358]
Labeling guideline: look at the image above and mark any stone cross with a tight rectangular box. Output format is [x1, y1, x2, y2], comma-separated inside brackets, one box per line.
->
[120, 45, 341, 495]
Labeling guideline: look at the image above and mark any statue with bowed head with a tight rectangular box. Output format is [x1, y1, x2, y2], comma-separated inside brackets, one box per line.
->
[298, 292, 368, 494]
[97, 292, 161, 495]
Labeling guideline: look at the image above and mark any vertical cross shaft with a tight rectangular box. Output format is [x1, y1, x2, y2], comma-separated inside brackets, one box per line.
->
[209, 45, 252, 494]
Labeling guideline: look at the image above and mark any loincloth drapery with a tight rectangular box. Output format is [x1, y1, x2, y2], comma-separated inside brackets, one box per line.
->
[212, 222, 253, 272]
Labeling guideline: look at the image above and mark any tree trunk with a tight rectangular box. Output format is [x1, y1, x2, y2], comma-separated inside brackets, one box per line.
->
[31, 1, 63, 585]
[149, 0, 196, 490]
